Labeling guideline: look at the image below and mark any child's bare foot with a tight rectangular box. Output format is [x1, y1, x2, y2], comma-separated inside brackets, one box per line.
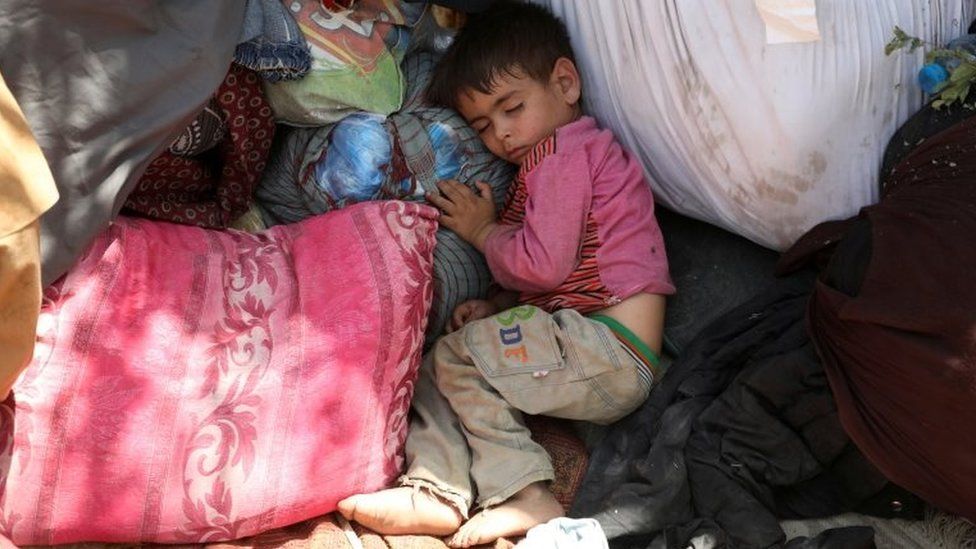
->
[446, 482, 563, 548]
[337, 487, 463, 535]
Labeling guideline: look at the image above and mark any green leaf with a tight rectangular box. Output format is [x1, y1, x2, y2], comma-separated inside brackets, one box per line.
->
[925, 48, 953, 63]
[886, 26, 927, 56]
[959, 83, 972, 103]
[950, 62, 976, 83]
[885, 26, 910, 55]
[941, 85, 960, 102]
[932, 99, 946, 109]
[885, 38, 903, 56]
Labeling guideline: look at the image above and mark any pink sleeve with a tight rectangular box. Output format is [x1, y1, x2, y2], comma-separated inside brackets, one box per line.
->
[483, 153, 591, 292]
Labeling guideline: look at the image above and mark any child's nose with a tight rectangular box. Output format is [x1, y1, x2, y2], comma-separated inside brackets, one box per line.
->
[494, 120, 512, 142]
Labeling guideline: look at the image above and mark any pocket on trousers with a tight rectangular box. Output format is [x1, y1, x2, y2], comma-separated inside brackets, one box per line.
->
[466, 305, 565, 378]
[558, 321, 651, 422]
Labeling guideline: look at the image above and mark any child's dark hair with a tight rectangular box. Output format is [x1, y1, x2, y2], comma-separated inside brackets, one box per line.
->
[426, 0, 576, 111]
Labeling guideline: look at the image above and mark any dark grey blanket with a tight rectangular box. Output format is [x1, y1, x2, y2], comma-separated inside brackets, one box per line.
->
[573, 273, 920, 548]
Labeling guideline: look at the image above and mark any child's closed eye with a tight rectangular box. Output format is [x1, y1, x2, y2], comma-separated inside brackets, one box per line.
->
[505, 104, 524, 114]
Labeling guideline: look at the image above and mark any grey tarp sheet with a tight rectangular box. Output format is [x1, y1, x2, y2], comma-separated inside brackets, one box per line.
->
[0, 1, 247, 284]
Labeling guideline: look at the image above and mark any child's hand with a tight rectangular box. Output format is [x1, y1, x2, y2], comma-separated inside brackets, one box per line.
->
[428, 180, 497, 250]
[448, 299, 498, 332]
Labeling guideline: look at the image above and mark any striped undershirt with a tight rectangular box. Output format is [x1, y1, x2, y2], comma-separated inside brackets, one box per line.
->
[498, 134, 619, 314]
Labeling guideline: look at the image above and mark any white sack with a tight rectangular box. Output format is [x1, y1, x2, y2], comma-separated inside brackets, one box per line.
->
[535, 0, 974, 249]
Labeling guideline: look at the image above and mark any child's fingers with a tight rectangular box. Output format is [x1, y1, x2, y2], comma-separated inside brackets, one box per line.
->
[449, 316, 462, 332]
[439, 179, 479, 203]
[427, 194, 463, 226]
[426, 191, 450, 210]
[450, 305, 471, 331]
[437, 179, 462, 196]
[476, 181, 492, 199]
[438, 214, 458, 232]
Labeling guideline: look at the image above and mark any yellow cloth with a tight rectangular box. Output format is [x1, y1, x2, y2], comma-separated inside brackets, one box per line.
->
[1, 73, 58, 236]
[0, 72, 58, 399]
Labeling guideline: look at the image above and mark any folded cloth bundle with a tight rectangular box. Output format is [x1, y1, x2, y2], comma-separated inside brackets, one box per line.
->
[235, 0, 312, 82]
[125, 64, 276, 228]
[262, 0, 424, 126]
[256, 51, 514, 345]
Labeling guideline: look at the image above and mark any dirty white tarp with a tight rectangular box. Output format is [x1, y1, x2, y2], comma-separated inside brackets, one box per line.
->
[536, 0, 974, 249]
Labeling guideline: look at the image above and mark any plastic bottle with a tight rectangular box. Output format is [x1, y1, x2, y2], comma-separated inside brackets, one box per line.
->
[918, 34, 976, 94]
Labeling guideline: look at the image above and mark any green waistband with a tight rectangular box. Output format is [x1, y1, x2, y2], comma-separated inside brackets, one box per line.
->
[588, 314, 661, 370]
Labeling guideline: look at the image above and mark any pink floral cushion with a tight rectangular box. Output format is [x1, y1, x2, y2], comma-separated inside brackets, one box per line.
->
[0, 201, 436, 544]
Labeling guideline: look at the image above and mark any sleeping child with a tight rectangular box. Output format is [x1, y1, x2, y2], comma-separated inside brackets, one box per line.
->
[339, 1, 675, 546]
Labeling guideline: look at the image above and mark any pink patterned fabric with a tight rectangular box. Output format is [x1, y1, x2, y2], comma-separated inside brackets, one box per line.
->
[0, 201, 437, 545]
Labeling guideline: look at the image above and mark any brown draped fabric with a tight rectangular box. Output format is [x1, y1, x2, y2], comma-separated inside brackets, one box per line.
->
[783, 114, 976, 521]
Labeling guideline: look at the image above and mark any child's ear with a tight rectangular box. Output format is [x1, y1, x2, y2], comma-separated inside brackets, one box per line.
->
[551, 57, 582, 106]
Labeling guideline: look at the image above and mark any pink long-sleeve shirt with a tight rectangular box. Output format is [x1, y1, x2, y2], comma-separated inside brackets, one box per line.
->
[484, 116, 675, 314]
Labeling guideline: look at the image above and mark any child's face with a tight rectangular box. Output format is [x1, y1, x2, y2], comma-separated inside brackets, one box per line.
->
[456, 58, 581, 165]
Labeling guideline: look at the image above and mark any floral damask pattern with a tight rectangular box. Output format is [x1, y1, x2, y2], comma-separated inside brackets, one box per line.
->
[180, 236, 286, 541]
[0, 202, 437, 545]
[380, 202, 435, 475]
[0, 399, 19, 534]
[0, 281, 71, 534]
